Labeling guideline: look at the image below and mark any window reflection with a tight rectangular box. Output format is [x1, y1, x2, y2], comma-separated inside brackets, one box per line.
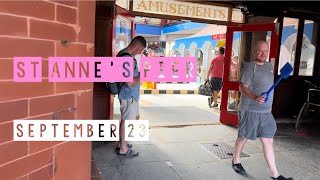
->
[279, 18, 299, 75]
[113, 15, 131, 57]
[229, 32, 241, 82]
[299, 20, 316, 76]
[279, 18, 316, 76]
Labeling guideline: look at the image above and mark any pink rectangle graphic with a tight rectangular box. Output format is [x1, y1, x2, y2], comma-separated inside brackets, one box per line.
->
[14, 57, 42, 82]
[140, 57, 197, 82]
[48, 57, 133, 82]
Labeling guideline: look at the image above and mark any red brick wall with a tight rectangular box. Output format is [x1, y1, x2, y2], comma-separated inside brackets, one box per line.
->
[0, 1, 95, 179]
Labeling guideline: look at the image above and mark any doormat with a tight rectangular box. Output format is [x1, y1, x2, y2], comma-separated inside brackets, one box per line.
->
[201, 142, 250, 159]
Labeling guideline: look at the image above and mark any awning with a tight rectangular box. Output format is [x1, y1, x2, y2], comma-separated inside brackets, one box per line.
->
[188, 24, 226, 38]
[216, 39, 226, 47]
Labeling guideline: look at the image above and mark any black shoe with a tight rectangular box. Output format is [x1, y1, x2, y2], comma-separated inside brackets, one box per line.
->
[232, 160, 246, 175]
[208, 98, 213, 108]
[271, 175, 294, 180]
[212, 103, 219, 109]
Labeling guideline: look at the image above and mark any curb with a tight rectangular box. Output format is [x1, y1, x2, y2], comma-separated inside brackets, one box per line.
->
[149, 121, 221, 128]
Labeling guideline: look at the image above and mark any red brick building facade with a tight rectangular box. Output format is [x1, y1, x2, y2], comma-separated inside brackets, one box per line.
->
[0, 1, 95, 179]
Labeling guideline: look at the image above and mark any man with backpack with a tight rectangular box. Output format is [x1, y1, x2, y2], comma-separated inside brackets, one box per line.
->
[115, 36, 146, 157]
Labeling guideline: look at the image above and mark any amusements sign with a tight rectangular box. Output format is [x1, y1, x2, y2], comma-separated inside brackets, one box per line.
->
[133, 0, 229, 22]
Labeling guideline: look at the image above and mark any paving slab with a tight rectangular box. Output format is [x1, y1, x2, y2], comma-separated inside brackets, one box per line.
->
[100, 162, 182, 180]
[172, 157, 269, 180]
[281, 148, 320, 170]
[150, 125, 237, 143]
[250, 152, 320, 180]
[226, 140, 264, 154]
[155, 142, 220, 165]
[93, 142, 121, 168]
[118, 144, 170, 165]
[93, 124, 320, 180]
[140, 106, 219, 124]
[273, 136, 313, 152]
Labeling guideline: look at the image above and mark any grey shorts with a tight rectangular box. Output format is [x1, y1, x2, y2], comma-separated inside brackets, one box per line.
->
[238, 110, 277, 140]
[119, 97, 139, 120]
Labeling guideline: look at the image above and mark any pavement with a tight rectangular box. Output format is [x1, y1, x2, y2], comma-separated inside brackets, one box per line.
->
[93, 95, 320, 180]
[113, 94, 221, 127]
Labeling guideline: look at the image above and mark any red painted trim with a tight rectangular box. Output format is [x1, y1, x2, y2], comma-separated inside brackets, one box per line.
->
[108, 5, 135, 119]
[226, 23, 276, 31]
[220, 28, 236, 126]
[220, 23, 279, 127]
[108, 8, 117, 120]
[132, 18, 135, 39]
[116, 5, 135, 20]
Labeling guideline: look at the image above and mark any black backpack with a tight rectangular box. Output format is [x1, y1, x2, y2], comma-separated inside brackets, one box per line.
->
[106, 51, 136, 95]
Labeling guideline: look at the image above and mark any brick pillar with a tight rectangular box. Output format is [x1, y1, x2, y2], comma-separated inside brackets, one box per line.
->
[0, 1, 95, 179]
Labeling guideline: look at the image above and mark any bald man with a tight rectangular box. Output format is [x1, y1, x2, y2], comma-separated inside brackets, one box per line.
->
[232, 41, 293, 180]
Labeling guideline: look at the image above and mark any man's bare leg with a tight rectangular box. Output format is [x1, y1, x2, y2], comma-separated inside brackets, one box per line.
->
[233, 137, 248, 163]
[260, 138, 279, 178]
[212, 90, 221, 108]
[232, 137, 248, 175]
[119, 120, 128, 153]
[213, 90, 220, 105]
[116, 120, 121, 148]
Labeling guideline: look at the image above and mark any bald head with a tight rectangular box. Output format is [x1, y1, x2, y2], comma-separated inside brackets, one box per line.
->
[253, 41, 269, 51]
[252, 41, 269, 63]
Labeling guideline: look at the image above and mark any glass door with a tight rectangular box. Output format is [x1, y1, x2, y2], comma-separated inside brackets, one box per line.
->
[220, 23, 279, 126]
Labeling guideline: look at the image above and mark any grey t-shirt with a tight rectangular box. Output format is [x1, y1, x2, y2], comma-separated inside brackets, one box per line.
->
[238, 61, 274, 113]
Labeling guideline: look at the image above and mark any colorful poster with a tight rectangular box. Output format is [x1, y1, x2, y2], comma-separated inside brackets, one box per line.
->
[113, 16, 131, 57]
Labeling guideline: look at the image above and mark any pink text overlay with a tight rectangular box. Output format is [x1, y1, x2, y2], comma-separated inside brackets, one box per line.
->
[48, 57, 133, 82]
[141, 57, 197, 82]
[13, 57, 134, 82]
[14, 57, 42, 82]
[13, 57, 197, 82]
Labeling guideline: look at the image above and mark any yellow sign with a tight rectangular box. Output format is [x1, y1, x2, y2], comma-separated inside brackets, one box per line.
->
[133, 0, 229, 22]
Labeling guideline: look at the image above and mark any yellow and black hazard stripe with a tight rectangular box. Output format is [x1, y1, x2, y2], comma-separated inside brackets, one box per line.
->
[140, 89, 198, 95]
[156, 82, 190, 84]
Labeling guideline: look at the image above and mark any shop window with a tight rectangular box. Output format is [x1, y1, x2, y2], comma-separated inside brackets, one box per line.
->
[229, 32, 242, 82]
[278, 18, 299, 75]
[197, 50, 204, 83]
[113, 15, 132, 56]
[227, 90, 240, 114]
[298, 20, 316, 76]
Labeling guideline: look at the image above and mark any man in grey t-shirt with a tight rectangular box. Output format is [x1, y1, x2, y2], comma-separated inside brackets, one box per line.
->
[232, 41, 293, 180]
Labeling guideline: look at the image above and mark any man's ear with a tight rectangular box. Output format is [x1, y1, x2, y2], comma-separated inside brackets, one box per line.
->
[251, 49, 255, 58]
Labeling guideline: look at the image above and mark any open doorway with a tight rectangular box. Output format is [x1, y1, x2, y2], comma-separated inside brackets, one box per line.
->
[93, 1, 246, 127]
[112, 16, 230, 126]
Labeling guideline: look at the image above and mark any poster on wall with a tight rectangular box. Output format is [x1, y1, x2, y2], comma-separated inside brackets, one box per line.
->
[115, 0, 130, 10]
[113, 15, 132, 57]
[146, 42, 165, 57]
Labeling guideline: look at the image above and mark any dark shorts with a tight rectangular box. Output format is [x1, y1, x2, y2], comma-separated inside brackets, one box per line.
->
[210, 77, 223, 91]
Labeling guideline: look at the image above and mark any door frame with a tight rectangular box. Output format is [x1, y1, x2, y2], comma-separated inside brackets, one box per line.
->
[220, 23, 279, 126]
[107, 5, 136, 119]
